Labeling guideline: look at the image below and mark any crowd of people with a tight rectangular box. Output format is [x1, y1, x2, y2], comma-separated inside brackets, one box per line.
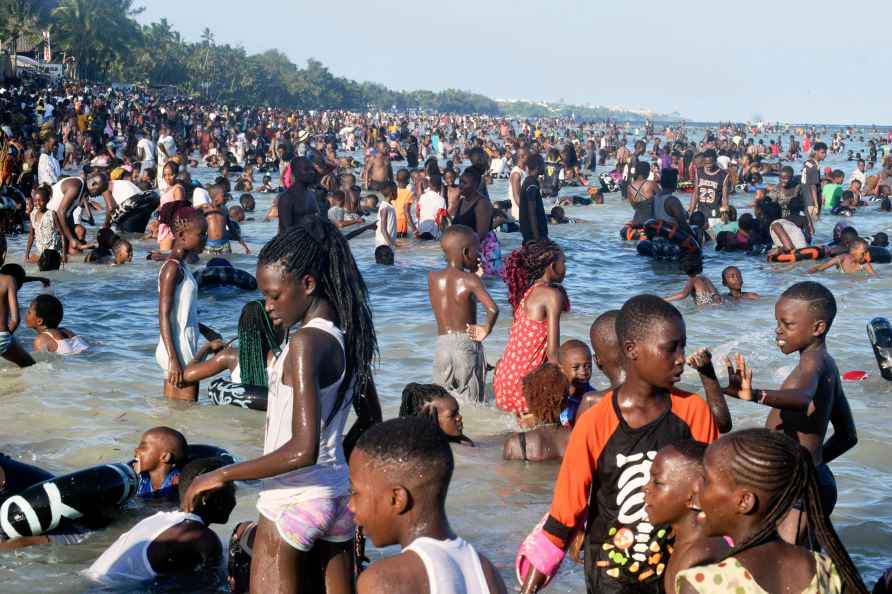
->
[1, 75, 891, 594]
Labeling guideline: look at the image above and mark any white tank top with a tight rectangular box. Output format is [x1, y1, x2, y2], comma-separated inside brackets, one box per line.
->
[83, 511, 205, 585]
[404, 536, 490, 594]
[154, 260, 199, 370]
[506, 166, 526, 220]
[257, 318, 351, 510]
[48, 177, 85, 222]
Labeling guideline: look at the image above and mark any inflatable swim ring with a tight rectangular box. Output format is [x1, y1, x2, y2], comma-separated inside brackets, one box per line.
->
[208, 378, 268, 412]
[767, 246, 831, 263]
[0, 463, 136, 540]
[867, 246, 892, 264]
[619, 223, 647, 241]
[643, 219, 700, 254]
[185, 444, 236, 466]
[197, 258, 257, 291]
[867, 317, 892, 381]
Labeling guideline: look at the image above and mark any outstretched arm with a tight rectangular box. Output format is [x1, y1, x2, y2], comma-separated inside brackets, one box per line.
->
[724, 352, 819, 412]
[687, 348, 732, 433]
[664, 279, 693, 302]
[808, 257, 840, 274]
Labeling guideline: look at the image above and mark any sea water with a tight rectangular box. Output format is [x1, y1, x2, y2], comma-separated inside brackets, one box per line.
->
[1, 143, 891, 592]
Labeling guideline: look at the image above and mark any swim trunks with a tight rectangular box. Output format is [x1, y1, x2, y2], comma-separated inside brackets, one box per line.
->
[0, 332, 15, 355]
[204, 238, 232, 255]
[261, 495, 353, 552]
[433, 333, 485, 403]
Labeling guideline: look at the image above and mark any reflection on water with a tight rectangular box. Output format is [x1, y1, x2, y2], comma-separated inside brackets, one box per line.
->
[2, 148, 891, 592]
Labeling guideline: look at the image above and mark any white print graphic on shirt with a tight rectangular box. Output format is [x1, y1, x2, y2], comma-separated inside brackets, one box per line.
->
[615, 451, 656, 562]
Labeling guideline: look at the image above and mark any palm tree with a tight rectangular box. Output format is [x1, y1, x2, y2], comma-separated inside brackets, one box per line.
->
[0, 0, 41, 74]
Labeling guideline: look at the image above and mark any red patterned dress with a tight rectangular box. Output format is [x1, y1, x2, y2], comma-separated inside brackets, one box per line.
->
[493, 284, 570, 414]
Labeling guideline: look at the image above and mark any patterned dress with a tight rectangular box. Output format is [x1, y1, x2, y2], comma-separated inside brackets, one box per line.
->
[676, 554, 841, 594]
[493, 284, 569, 414]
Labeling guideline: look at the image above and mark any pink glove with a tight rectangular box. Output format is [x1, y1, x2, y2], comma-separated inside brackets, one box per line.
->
[515, 514, 566, 589]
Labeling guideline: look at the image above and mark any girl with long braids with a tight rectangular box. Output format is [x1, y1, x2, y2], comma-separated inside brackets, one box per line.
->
[677, 428, 867, 594]
[155, 199, 217, 401]
[493, 239, 569, 420]
[183, 217, 381, 594]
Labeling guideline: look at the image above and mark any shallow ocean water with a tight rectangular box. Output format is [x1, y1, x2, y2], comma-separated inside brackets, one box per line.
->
[1, 141, 891, 592]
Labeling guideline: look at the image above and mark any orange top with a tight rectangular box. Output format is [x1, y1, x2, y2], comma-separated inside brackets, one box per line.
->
[395, 187, 414, 234]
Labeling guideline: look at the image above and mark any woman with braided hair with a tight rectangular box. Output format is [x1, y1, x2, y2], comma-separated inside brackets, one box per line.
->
[493, 239, 569, 420]
[183, 216, 382, 594]
[677, 428, 867, 594]
[155, 199, 218, 401]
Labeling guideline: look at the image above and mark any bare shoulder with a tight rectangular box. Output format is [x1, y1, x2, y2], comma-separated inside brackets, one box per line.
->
[501, 433, 522, 460]
[477, 551, 509, 594]
[358, 553, 427, 594]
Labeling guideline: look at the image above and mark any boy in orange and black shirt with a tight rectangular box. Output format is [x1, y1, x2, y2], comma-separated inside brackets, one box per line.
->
[520, 295, 720, 594]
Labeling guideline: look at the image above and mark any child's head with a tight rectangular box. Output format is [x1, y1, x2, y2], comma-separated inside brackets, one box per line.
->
[33, 185, 50, 211]
[643, 440, 707, 526]
[395, 168, 410, 187]
[178, 457, 236, 524]
[679, 252, 704, 277]
[239, 193, 255, 212]
[349, 417, 454, 547]
[737, 213, 755, 235]
[113, 239, 133, 264]
[440, 224, 480, 272]
[775, 281, 836, 353]
[328, 190, 346, 208]
[374, 244, 394, 265]
[73, 224, 87, 242]
[616, 294, 686, 389]
[159, 200, 207, 253]
[27, 294, 63, 330]
[589, 310, 623, 384]
[398, 383, 465, 441]
[721, 204, 738, 224]
[696, 429, 866, 593]
[839, 226, 859, 248]
[38, 248, 62, 271]
[550, 206, 566, 221]
[848, 238, 869, 263]
[558, 339, 593, 390]
[689, 211, 706, 229]
[504, 239, 565, 310]
[1, 263, 25, 288]
[722, 266, 743, 291]
[841, 190, 855, 206]
[522, 363, 569, 424]
[257, 219, 376, 423]
[871, 232, 889, 247]
[134, 426, 187, 476]
[380, 181, 397, 201]
[832, 169, 845, 183]
[228, 205, 245, 222]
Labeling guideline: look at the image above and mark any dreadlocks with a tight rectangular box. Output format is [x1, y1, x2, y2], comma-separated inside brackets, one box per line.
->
[503, 239, 564, 311]
[237, 300, 279, 387]
[717, 429, 867, 594]
[258, 217, 377, 425]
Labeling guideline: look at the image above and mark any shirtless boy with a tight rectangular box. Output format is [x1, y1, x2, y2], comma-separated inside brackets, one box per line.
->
[575, 309, 624, 418]
[362, 139, 393, 192]
[428, 225, 499, 402]
[723, 281, 858, 543]
[349, 417, 507, 594]
[721, 266, 760, 300]
[809, 238, 875, 276]
[204, 184, 232, 255]
[0, 238, 35, 367]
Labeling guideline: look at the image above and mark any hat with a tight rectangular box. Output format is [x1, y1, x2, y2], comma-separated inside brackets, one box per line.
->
[296, 130, 310, 143]
[110, 167, 125, 180]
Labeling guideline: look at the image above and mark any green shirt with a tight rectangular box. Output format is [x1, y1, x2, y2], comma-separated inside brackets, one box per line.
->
[822, 183, 842, 210]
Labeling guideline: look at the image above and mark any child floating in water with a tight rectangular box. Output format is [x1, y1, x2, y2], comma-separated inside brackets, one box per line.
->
[349, 417, 507, 594]
[428, 225, 499, 403]
[27, 294, 89, 355]
[132, 426, 188, 500]
[84, 457, 236, 587]
[399, 382, 472, 445]
[809, 238, 875, 275]
[665, 252, 722, 305]
[721, 265, 760, 300]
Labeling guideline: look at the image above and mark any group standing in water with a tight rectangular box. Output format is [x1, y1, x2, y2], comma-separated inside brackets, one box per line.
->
[1, 76, 891, 594]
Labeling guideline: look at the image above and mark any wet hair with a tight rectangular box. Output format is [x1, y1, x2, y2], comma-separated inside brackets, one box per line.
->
[258, 218, 377, 425]
[237, 300, 280, 387]
[680, 252, 704, 276]
[355, 416, 454, 506]
[881, 198, 892, 212]
[31, 294, 63, 328]
[178, 457, 234, 512]
[158, 199, 203, 234]
[660, 168, 678, 191]
[550, 206, 565, 220]
[147, 426, 187, 467]
[38, 249, 62, 271]
[522, 363, 568, 424]
[616, 294, 684, 344]
[239, 193, 255, 211]
[375, 244, 394, 265]
[780, 281, 837, 333]
[0, 263, 25, 287]
[398, 383, 452, 424]
[721, 265, 740, 281]
[711, 429, 867, 594]
[668, 439, 707, 464]
[590, 310, 620, 355]
[504, 239, 564, 311]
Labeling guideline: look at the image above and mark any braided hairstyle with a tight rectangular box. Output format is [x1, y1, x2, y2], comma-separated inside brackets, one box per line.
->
[715, 429, 867, 594]
[237, 300, 279, 387]
[257, 217, 377, 425]
[399, 382, 451, 419]
[158, 199, 203, 235]
[504, 239, 564, 311]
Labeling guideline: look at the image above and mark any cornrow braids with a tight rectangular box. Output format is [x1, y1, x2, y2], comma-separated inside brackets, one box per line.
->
[237, 300, 279, 387]
[717, 429, 867, 594]
[503, 239, 564, 311]
[258, 217, 378, 425]
[158, 199, 202, 234]
[398, 383, 451, 419]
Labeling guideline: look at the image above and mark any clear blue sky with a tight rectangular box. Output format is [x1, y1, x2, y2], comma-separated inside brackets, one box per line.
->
[138, 0, 889, 124]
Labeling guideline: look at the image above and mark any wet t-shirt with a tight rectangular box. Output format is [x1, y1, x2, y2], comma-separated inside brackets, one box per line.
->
[543, 389, 718, 591]
[799, 159, 820, 209]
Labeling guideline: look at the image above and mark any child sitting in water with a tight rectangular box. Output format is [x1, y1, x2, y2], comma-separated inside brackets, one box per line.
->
[642, 441, 729, 594]
[374, 244, 394, 265]
[399, 383, 472, 445]
[809, 238, 875, 275]
[349, 417, 507, 594]
[556, 339, 594, 426]
[665, 252, 723, 305]
[132, 426, 188, 500]
[84, 457, 236, 587]
[548, 206, 577, 225]
[721, 265, 760, 300]
[67, 224, 97, 256]
[428, 225, 499, 403]
[502, 363, 571, 462]
[27, 294, 89, 355]
[112, 239, 133, 265]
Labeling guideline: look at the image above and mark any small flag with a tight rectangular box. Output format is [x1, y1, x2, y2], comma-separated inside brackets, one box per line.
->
[42, 31, 51, 62]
